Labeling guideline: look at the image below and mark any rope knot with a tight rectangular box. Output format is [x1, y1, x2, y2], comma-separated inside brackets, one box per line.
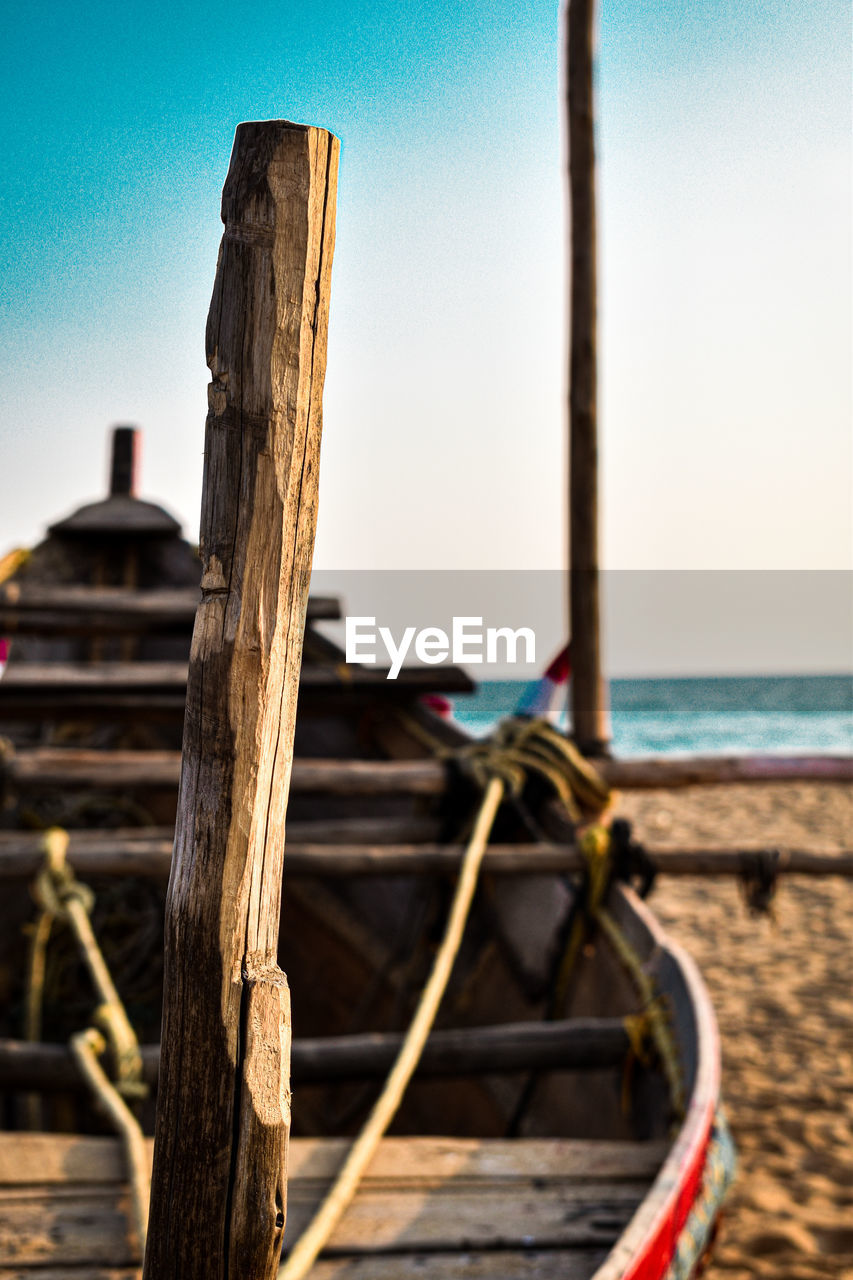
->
[453, 717, 612, 821]
[579, 823, 613, 915]
[28, 826, 147, 1103]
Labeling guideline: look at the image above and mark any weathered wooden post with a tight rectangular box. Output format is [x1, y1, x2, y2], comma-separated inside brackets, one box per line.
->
[567, 0, 610, 756]
[142, 120, 338, 1279]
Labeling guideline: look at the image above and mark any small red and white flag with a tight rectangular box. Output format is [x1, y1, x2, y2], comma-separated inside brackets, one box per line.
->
[516, 643, 571, 722]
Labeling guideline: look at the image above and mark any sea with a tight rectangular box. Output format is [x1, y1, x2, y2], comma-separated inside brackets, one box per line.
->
[450, 674, 853, 757]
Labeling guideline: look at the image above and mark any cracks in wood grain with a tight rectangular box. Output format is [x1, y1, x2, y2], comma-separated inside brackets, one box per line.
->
[224, 222, 276, 250]
[281, 135, 334, 715]
[249, 135, 334, 961]
[203, 405, 272, 435]
[223, 317, 247, 650]
[222, 976, 249, 1280]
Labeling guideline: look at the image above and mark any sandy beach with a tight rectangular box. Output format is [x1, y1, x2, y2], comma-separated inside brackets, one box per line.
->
[617, 782, 853, 1279]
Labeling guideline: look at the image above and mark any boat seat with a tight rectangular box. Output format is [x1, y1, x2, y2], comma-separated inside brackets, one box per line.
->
[0, 1132, 667, 1278]
[0, 586, 340, 635]
[0, 662, 473, 719]
[0, 749, 448, 795]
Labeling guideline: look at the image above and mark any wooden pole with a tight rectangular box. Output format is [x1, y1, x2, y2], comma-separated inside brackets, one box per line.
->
[142, 120, 338, 1280]
[567, 0, 610, 755]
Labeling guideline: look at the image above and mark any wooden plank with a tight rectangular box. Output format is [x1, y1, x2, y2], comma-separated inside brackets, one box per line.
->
[1, 750, 445, 795]
[0, 1134, 668, 1187]
[0, 1135, 664, 1272]
[0, 1018, 632, 1092]
[281, 1184, 645, 1253]
[646, 847, 853, 876]
[0, 819, 445, 877]
[0, 662, 188, 687]
[293, 1018, 631, 1081]
[4, 748, 181, 789]
[0, 1272, 138, 1280]
[306, 1251, 611, 1280]
[299, 663, 475, 701]
[278, 841, 853, 877]
[143, 121, 339, 1280]
[0, 584, 340, 635]
[3, 826, 850, 881]
[289, 758, 446, 794]
[0, 1041, 159, 1093]
[13, 745, 844, 793]
[0, 1178, 647, 1265]
[0, 1258, 608, 1280]
[603, 753, 853, 788]
[0, 1190, 139, 1266]
[0, 661, 472, 718]
[0, 1271, 138, 1280]
[0, 1132, 667, 1275]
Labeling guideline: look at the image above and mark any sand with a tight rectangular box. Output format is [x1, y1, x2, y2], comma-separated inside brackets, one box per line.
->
[616, 782, 853, 1279]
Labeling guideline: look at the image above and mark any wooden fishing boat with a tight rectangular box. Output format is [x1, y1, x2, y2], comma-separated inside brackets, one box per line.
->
[0, 426, 734, 1279]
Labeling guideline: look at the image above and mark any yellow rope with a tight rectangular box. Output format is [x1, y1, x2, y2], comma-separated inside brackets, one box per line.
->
[25, 828, 150, 1250]
[455, 717, 612, 822]
[394, 710, 614, 824]
[548, 822, 685, 1121]
[550, 823, 612, 1013]
[278, 774, 505, 1280]
[595, 907, 685, 1118]
[21, 909, 54, 1129]
[71, 1027, 150, 1248]
[622, 1011, 653, 1066]
[33, 828, 145, 1096]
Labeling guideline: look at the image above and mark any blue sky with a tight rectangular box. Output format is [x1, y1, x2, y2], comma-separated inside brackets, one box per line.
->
[1, 0, 850, 582]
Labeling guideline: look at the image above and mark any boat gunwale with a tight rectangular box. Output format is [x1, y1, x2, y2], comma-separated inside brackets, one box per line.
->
[590, 883, 721, 1280]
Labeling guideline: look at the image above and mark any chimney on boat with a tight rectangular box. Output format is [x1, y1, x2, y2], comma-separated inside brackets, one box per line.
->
[48, 426, 181, 542]
[109, 424, 139, 498]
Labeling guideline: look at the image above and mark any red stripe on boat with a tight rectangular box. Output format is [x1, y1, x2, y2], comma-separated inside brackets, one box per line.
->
[620, 1100, 715, 1279]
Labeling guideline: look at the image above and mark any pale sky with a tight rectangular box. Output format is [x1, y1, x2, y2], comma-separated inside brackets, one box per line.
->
[1, 0, 850, 590]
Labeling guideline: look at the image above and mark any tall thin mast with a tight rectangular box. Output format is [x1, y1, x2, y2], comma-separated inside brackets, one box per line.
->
[567, 0, 610, 755]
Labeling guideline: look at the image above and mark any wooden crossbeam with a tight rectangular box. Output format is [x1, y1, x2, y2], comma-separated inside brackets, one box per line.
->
[602, 754, 853, 787]
[3, 743, 850, 795]
[0, 828, 850, 880]
[0, 661, 473, 718]
[0, 1018, 632, 1095]
[0, 585, 340, 636]
[0, 749, 445, 794]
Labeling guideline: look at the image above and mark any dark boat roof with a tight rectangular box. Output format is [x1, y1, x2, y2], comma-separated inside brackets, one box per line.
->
[48, 494, 182, 539]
